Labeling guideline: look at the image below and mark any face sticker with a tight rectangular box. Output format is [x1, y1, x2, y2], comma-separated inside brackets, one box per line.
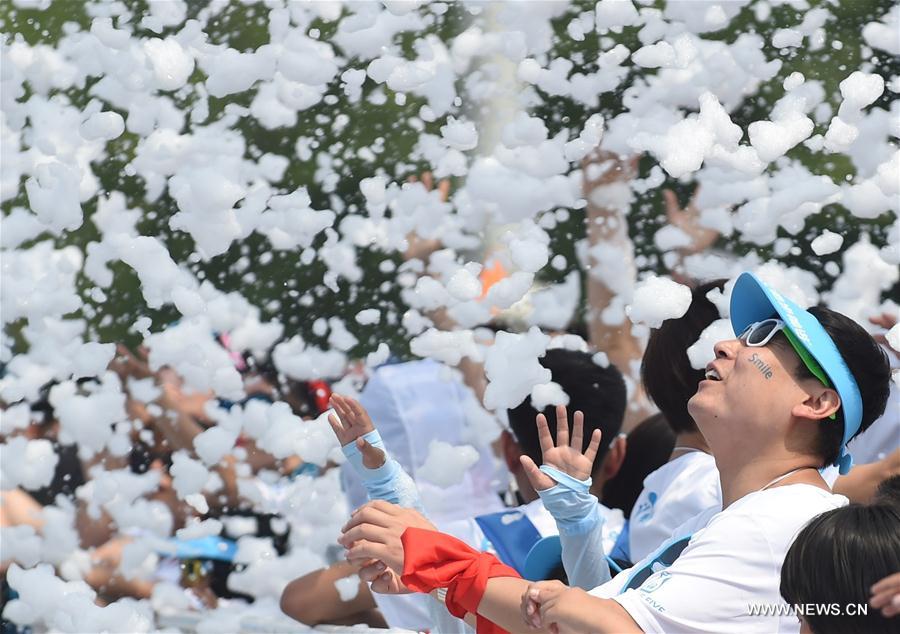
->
[749, 352, 774, 379]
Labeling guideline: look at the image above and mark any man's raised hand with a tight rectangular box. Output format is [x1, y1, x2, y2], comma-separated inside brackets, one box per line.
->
[519, 404, 602, 492]
[328, 394, 385, 469]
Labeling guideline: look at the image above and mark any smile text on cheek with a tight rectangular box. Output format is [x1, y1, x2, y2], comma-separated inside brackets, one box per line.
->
[748, 352, 774, 380]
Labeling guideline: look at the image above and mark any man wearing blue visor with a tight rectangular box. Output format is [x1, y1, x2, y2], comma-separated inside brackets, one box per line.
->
[340, 272, 892, 634]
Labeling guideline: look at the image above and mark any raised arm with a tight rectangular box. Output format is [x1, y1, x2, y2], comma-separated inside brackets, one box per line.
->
[328, 394, 424, 513]
[582, 151, 647, 431]
[518, 404, 614, 589]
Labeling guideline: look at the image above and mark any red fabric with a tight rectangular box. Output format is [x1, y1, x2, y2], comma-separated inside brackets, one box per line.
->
[308, 380, 331, 415]
[400, 527, 520, 634]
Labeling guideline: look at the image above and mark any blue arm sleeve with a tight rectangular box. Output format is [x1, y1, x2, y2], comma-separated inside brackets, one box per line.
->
[341, 430, 425, 514]
[536, 465, 612, 589]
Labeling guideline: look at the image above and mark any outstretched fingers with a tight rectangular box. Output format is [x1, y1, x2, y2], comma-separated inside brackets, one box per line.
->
[348, 397, 370, 425]
[555, 405, 569, 448]
[570, 410, 584, 451]
[329, 394, 350, 422]
[535, 412, 554, 456]
[327, 412, 345, 437]
[584, 429, 602, 465]
[519, 455, 556, 492]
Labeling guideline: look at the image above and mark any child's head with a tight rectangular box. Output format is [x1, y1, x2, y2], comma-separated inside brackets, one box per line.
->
[601, 412, 675, 517]
[506, 348, 626, 470]
[780, 502, 900, 634]
[505, 348, 627, 501]
[875, 474, 900, 507]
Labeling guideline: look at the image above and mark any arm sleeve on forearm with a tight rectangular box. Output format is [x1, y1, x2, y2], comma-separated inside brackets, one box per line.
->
[341, 430, 425, 514]
[536, 466, 612, 589]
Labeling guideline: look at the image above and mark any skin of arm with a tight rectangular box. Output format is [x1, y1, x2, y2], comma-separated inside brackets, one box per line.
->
[833, 449, 900, 503]
[114, 347, 262, 510]
[582, 151, 649, 430]
[1, 489, 45, 577]
[517, 579, 642, 634]
[82, 536, 156, 602]
[402, 173, 492, 409]
[77, 450, 131, 548]
[0, 489, 44, 530]
[341, 503, 642, 634]
[582, 152, 720, 431]
[280, 560, 385, 628]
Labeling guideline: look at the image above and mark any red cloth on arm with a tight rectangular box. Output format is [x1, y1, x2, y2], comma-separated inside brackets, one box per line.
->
[400, 527, 521, 634]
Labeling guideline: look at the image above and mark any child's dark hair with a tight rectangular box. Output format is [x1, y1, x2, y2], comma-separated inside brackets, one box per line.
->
[874, 475, 900, 507]
[780, 503, 900, 634]
[602, 412, 676, 517]
[640, 279, 726, 435]
[507, 349, 626, 472]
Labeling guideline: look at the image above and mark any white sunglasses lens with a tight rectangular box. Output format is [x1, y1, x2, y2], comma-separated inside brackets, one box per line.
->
[747, 321, 778, 345]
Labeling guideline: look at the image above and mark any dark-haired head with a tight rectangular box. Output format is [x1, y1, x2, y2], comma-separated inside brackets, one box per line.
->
[875, 474, 900, 507]
[781, 503, 900, 634]
[505, 348, 627, 500]
[640, 279, 727, 435]
[772, 306, 891, 467]
[602, 412, 676, 517]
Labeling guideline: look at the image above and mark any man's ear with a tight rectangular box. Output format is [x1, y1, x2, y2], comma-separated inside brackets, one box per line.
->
[499, 429, 523, 473]
[600, 434, 627, 481]
[792, 387, 841, 422]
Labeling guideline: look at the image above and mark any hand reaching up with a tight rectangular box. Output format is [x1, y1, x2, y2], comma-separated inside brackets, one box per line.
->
[519, 405, 602, 492]
[403, 171, 449, 263]
[868, 312, 898, 349]
[663, 187, 719, 255]
[328, 394, 386, 469]
[109, 344, 154, 383]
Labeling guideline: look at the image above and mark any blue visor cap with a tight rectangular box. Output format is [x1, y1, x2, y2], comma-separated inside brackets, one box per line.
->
[523, 535, 563, 582]
[730, 272, 862, 474]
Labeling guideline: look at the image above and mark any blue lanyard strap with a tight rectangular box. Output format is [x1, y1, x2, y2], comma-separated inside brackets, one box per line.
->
[619, 534, 692, 593]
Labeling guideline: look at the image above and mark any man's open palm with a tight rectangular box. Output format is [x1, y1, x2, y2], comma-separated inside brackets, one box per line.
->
[520, 405, 601, 491]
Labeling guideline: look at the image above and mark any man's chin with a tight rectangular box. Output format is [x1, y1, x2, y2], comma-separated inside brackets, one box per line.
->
[687, 395, 713, 425]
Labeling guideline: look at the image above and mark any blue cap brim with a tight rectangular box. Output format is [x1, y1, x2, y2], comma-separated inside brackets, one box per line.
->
[730, 272, 863, 473]
[523, 535, 562, 581]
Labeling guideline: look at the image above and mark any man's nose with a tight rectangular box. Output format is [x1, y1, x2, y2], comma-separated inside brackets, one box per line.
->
[713, 338, 740, 360]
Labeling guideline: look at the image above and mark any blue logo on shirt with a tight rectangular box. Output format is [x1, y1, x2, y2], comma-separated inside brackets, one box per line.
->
[635, 492, 658, 523]
[640, 570, 672, 594]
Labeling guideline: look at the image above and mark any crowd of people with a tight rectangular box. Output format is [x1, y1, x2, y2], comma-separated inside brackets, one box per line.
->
[2, 0, 897, 631]
[2, 265, 898, 633]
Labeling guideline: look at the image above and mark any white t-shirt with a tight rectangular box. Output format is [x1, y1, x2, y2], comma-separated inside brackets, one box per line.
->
[592, 484, 848, 634]
[628, 450, 721, 562]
